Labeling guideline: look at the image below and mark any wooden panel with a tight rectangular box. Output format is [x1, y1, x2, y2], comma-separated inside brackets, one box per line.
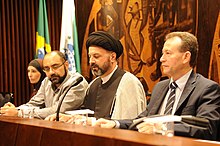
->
[15, 125, 43, 146]
[0, 121, 18, 146]
[0, 116, 219, 146]
[73, 133, 114, 146]
[41, 128, 73, 146]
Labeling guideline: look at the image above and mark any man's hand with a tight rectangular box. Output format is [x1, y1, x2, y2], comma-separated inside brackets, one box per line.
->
[93, 118, 116, 128]
[3, 102, 15, 108]
[137, 122, 163, 134]
[61, 114, 77, 123]
[136, 121, 155, 134]
[45, 113, 72, 122]
[45, 113, 57, 121]
[0, 102, 18, 116]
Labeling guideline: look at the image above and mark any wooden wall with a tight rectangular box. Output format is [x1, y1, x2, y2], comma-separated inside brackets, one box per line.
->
[78, 0, 220, 93]
[0, 0, 219, 106]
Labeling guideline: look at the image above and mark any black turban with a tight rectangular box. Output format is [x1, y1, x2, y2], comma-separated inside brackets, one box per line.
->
[86, 31, 123, 59]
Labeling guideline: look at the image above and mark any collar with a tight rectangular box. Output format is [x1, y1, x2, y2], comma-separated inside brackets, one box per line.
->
[101, 65, 118, 84]
[170, 69, 192, 91]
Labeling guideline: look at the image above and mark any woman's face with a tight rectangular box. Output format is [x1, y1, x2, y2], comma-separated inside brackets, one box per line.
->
[27, 66, 41, 84]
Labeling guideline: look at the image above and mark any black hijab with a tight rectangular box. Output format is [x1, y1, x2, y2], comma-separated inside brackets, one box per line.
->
[28, 59, 46, 96]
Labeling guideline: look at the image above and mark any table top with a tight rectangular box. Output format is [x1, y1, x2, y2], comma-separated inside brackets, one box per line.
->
[0, 115, 219, 146]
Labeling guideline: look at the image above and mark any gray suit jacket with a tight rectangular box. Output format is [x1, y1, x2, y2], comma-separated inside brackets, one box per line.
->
[119, 71, 220, 140]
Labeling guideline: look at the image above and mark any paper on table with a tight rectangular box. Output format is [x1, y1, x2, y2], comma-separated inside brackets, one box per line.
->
[143, 115, 182, 123]
[143, 115, 209, 130]
[65, 109, 94, 115]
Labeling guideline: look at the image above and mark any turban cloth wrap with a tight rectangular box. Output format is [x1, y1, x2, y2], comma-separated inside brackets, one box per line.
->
[86, 31, 123, 59]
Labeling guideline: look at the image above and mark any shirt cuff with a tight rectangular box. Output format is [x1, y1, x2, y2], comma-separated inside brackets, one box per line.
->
[113, 120, 120, 128]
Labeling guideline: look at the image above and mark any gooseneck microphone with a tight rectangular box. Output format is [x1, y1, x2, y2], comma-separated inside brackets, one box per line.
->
[56, 76, 83, 121]
[180, 116, 209, 128]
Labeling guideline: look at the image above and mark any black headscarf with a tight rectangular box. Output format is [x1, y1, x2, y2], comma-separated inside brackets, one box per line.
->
[28, 59, 46, 96]
[86, 31, 123, 59]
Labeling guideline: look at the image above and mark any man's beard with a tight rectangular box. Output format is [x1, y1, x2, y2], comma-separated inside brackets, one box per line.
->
[49, 68, 67, 86]
[90, 60, 110, 77]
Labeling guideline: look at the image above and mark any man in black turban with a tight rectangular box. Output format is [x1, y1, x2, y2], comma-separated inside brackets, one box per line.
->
[45, 31, 146, 122]
[83, 31, 146, 119]
[86, 31, 124, 77]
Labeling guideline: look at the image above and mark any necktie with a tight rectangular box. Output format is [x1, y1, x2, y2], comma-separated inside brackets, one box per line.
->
[164, 82, 178, 115]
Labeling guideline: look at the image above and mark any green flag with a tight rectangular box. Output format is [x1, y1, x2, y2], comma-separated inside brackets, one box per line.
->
[36, 0, 51, 59]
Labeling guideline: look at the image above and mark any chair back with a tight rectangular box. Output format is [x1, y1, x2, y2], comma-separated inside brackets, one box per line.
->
[0, 92, 14, 107]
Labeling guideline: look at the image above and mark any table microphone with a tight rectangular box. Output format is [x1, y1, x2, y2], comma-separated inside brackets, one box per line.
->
[180, 116, 209, 128]
[56, 76, 83, 121]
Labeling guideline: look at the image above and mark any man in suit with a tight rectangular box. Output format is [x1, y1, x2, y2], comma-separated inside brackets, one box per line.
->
[94, 31, 220, 141]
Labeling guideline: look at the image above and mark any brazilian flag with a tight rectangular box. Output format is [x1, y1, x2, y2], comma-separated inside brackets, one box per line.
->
[36, 0, 51, 59]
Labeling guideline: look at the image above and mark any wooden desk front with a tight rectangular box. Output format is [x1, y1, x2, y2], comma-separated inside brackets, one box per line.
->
[0, 115, 218, 146]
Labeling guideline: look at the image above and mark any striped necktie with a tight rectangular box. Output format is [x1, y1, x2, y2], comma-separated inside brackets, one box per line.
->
[164, 82, 178, 115]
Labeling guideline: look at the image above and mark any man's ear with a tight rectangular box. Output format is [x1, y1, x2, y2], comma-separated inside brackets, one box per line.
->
[64, 60, 69, 68]
[183, 51, 191, 64]
[111, 52, 117, 61]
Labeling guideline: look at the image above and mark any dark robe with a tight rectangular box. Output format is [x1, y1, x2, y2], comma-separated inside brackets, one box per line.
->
[83, 68, 125, 119]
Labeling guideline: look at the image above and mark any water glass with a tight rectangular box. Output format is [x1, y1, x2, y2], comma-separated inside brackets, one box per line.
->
[153, 121, 174, 137]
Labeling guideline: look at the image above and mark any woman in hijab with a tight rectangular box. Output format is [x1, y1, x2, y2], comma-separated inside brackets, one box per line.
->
[27, 59, 46, 97]
[0, 59, 46, 109]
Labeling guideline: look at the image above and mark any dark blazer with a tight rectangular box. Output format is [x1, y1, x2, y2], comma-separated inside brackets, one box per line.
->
[119, 71, 220, 140]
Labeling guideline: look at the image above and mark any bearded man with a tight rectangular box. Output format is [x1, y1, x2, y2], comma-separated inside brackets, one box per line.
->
[46, 31, 146, 122]
[1, 51, 88, 119]
[83, 31, 146, 119]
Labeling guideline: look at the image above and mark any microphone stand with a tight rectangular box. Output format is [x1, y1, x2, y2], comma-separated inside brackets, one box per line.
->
[56, 77, 83, 121]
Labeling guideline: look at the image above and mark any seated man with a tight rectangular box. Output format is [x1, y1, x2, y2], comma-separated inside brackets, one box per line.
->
[94, 32, 220, 141]
[0, 51, 88, 119]
[46, 31, 146, 122]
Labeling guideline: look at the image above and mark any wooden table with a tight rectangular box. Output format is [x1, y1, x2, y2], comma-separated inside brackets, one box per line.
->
[0, 115, 219, 146]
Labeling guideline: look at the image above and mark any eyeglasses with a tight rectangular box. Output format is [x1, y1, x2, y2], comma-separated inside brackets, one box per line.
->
[43, 61, 66, 72]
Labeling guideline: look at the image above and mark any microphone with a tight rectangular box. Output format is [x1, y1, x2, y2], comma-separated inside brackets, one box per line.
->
[180, 116, 209, 128]
[128, 115, 164, 130]
[128, 117, 147, 130]
[56, 76, 83, 121]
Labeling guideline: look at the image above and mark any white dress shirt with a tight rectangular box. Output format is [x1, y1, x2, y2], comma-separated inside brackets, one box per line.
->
[159, 69, 192, 115]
